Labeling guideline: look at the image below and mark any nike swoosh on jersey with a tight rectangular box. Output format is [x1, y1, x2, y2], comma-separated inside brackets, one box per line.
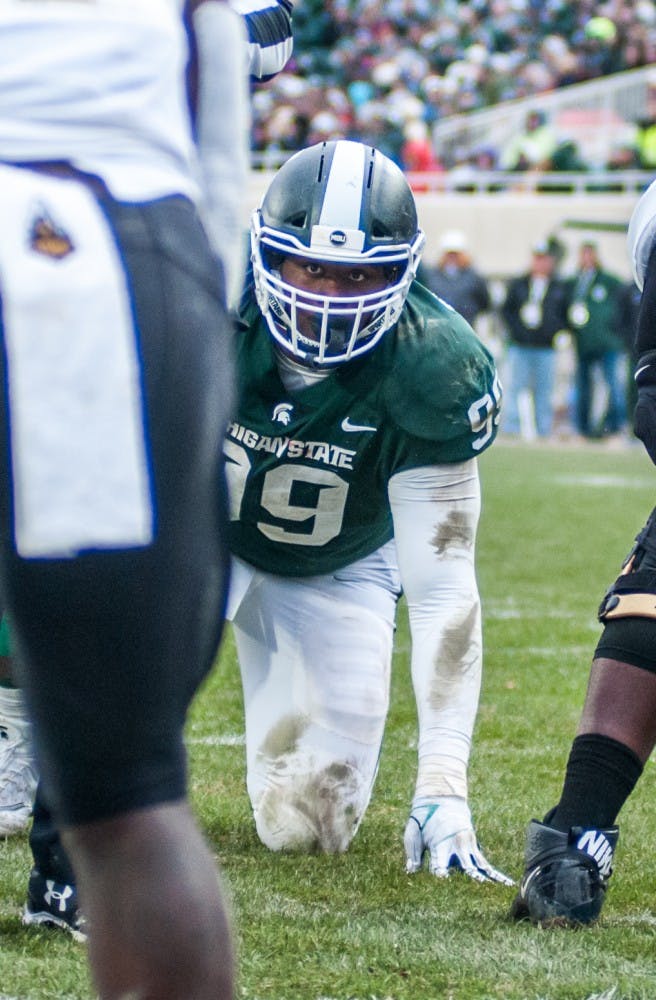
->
[341, 417, 377, 433]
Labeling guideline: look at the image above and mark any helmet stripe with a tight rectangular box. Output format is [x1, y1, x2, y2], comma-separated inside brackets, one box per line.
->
[319, 140, 366, 231]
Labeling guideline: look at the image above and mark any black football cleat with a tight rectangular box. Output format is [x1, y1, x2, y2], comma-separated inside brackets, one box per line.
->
[510, 818, 618, 927]
[22, 868, 87, 942]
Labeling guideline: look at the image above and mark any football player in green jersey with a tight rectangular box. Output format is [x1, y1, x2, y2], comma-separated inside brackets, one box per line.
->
[224, 139, 511, 882]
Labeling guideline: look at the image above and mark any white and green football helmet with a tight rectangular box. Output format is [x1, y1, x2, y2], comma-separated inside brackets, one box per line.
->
[250, 139, 425, 365]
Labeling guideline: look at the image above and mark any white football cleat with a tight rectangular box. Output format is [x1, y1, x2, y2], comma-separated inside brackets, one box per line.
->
[0, 692, 38, 836]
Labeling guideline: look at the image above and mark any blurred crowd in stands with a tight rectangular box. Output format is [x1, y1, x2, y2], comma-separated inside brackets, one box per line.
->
[251, 0, 656, 174]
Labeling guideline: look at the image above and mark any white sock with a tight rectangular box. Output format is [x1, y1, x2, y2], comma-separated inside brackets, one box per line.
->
[0, 686, 30, 726]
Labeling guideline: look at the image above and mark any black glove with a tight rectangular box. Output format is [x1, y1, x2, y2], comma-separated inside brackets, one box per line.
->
[634, 351, 656, 464]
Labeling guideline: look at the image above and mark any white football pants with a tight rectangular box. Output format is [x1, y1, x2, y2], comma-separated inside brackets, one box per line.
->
[227, 542, 401, 853]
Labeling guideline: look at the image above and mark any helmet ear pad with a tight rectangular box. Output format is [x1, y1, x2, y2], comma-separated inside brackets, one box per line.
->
[250, 139, 425, 365]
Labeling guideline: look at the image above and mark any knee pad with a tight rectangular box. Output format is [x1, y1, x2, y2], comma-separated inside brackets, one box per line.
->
[598, 570, 656, 625]
[595, 615, 656, 674]
[255, 794, 329, 853]
[253, 763, 364, 854]
[596, 512, 656, 672]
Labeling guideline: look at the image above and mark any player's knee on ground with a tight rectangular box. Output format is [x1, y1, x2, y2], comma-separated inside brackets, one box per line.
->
[252, 760, 367, 854]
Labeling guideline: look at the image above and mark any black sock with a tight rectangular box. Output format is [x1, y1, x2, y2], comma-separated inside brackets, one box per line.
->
[549, 733, 643, 831]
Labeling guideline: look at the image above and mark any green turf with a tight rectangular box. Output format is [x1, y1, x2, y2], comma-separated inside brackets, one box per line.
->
[2, 440, 656, 999]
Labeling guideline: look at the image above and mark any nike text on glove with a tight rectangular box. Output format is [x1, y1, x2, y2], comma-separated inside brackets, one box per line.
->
[403, 796, 514, 885]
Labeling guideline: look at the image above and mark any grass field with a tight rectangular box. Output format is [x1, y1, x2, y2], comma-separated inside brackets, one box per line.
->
[2, 440, 656, 1000]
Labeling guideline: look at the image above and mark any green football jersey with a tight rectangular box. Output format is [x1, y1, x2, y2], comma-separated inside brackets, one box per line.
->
[226, 282, 501, 577]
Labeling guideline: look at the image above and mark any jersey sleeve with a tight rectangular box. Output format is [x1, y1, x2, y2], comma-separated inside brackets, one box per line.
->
[382, 288, 502, 463]
[230, 0, 294, 81]
[191, 2, 250, 307]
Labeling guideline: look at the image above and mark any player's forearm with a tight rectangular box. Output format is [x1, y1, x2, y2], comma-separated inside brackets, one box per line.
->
[389, 460, 483, 801]
[192, 1, 250, 306]
[231, 0, 294, 81]
[407, 587, 482, 800]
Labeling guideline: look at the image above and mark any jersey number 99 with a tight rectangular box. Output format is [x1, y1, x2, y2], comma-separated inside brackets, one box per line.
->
[224, 440, 348, 546]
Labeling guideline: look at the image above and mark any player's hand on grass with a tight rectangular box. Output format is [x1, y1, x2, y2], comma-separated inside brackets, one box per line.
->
[404, 796, 514, 885]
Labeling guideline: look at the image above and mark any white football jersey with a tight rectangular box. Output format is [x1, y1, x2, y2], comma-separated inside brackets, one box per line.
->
[0, 0, 199, 200]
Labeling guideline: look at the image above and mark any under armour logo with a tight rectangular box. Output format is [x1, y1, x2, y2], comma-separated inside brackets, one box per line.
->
[273, 403, 293, 425]
[44, 880, 74, 913]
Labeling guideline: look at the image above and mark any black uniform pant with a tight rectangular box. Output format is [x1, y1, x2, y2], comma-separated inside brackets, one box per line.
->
[0, 182, 233, 826]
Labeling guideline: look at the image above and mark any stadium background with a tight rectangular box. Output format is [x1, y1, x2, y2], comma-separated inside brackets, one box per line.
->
[245, 175, 637, 279]
[246, 0, 656, 281]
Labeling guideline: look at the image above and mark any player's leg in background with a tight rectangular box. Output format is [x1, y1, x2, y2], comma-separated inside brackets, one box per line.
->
[233, 547, 400, 853]
[0, 613, 82, 938]
[23, 782, 85, 940]
[501, 344, 526, 436]
[532, 346, 556, 438]
[574, 355, 594, 437]
[554, 508, 656, 821]
[512, 507, 656, 926]
[599, 349, 627, 436]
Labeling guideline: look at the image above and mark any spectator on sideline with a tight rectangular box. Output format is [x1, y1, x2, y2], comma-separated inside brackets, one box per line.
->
[564, 240, 627, 440]
[500, 240, 569, 439]
[419, 229, 491, 329]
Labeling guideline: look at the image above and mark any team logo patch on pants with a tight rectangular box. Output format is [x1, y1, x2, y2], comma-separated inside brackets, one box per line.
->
[0, 164, 153, 557]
